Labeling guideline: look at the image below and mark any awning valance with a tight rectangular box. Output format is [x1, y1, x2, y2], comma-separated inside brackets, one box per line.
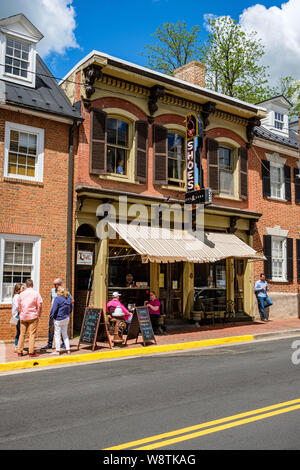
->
[108, 222, 264, 263]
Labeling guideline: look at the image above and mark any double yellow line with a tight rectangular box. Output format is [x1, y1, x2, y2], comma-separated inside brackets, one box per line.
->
[104, 398, 300, 450]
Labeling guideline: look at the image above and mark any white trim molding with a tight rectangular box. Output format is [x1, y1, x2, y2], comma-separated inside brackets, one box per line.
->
[266, 152, 287, 166]
[266, 225, 289, 237]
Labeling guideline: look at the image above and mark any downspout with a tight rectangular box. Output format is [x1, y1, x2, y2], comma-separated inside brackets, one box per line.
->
[66, 121, 77, 293]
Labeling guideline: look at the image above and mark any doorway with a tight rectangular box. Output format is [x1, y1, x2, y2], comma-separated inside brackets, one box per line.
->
[159, 262, 183, 318]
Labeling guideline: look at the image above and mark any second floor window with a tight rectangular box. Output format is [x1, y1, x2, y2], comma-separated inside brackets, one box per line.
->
[270, 164, 284, 199]
[168, 133, 185, 187]
[219, 146, 234, 196]
[107, 118, 128, 175]
[272, 237, 286, 280]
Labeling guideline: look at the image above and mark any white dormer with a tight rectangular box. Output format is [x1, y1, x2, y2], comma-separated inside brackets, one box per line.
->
[258, 95, 291, 137]
[0, 14, 43, 88]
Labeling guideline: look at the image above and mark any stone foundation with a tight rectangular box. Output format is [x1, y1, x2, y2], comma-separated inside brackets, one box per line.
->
[253, 293, 300, 320]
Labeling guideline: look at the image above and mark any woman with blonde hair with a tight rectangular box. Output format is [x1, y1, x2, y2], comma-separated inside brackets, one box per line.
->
[49, 286, 72, 355]
[12, 283, 24, 352]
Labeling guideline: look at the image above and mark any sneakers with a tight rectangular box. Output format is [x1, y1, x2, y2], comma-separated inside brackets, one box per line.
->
[40, 345, 52, 351]
[50, 351, 60, 355]
[29, 353, 39, 358]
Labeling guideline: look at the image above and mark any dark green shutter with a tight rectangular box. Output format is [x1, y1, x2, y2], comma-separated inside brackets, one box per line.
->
[294, 168, 300, 203]
[286, 238, 293, 281]
[262, 160, 270, 197]
[284, 165, 291, 201]
[263, 235, 272, 280]
[207, 138, 219, 193]
[90, 108, 107, 174]
[296, 239, 300, 281]
[135, 121, 148, 183]
[153, 124, 168, 185]
[239, 146, 248, 199]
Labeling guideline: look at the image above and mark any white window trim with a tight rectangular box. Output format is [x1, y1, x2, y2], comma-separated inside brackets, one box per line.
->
[271, 235, 287, 282]
[4, 121, 44, 182]
[0, 31, 36, 88]
[0, 234, 41, 304]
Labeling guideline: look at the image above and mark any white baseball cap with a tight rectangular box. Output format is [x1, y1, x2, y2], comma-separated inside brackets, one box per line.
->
[112, 292, 121, 298]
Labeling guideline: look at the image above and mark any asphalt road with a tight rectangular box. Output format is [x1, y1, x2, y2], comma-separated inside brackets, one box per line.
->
[1, 336, 300, 450]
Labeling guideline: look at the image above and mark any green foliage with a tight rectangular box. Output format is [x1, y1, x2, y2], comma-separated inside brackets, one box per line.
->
[276, 76, 300, 120]
[203, 16, 275, 103]
[141, 21, 203, 75]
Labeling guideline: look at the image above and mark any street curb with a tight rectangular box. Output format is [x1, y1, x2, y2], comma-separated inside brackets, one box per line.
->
[253, 329, 300, 341]
[0, 334, 255, 373]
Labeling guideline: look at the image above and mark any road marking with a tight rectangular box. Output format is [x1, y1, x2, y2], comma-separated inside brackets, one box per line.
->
[104, 398, 300, 450]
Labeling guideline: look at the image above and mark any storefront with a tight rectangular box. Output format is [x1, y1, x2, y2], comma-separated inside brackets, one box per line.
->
[73, 194, 263, 332]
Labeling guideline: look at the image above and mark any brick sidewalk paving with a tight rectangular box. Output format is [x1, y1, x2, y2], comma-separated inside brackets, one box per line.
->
[2, 318, 300, 364]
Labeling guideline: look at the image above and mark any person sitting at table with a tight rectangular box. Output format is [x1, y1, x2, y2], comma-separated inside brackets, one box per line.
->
[106, 292, 132, 323]
[144, 291, 164, 334]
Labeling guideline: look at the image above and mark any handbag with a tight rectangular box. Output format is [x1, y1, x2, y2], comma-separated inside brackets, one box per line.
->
[10, 316, 19, 325]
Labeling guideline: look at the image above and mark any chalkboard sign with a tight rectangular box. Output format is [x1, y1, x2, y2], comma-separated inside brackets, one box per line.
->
[78, 308, 112, 351]
[125, 306, 156, 346]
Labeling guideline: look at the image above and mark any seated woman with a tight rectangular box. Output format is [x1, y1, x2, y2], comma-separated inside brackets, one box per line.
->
[145, 291, 163, 334]
[106, 292, 132, 323]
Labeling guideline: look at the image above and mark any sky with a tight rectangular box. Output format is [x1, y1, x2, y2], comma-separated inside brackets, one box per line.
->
[1, 0, 300, 87]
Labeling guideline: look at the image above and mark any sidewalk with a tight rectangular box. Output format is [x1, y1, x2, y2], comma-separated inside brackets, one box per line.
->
[1, 318, 300, 372]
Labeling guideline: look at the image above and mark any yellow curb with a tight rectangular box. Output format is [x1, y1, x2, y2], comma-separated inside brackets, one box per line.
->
[0, 335, 255, 373]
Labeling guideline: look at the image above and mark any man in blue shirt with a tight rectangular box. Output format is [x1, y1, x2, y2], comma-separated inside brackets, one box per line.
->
[254, 273, 273, 321]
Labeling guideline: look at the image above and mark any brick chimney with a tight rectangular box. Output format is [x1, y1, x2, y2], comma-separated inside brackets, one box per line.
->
[173, 61, 206, 87]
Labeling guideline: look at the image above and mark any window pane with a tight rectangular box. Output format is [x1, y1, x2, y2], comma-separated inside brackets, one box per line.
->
[107, 147, 116, 173]
[220, 170, 234, 195]
[117, 120, 128, 146]
[107, 119, 117, 145]
[8, 164, 17, 174]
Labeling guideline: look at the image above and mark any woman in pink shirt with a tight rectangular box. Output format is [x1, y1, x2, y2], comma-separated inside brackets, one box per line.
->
[145, 291, 161, 334]
[106, 292, 132, 322]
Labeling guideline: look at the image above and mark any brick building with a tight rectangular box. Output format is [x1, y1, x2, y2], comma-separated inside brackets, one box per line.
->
[250, 96, 300, 318]
[0, 14, 81, 341]
[61, 51, 271, 332]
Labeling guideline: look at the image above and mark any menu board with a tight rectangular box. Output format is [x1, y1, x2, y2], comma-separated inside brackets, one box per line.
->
[125, 306, 156, 346]
[78, 308, 112, 351]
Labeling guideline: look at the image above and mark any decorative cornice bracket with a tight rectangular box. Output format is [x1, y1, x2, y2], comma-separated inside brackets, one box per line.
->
[83, 64, 103, 99]
[148, 85, 165, 119]
[246, 116, 261, 149]
[201, 101, 216, 130]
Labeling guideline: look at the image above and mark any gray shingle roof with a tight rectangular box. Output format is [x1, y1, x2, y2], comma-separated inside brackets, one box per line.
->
[254, 125, 298, 150]
[3, 55, 82, 121]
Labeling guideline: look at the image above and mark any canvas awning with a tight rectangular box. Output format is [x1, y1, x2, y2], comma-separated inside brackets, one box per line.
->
[108, 222, 264, 263]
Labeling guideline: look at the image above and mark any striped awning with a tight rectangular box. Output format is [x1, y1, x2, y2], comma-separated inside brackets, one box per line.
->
[108, 222, 263, 263]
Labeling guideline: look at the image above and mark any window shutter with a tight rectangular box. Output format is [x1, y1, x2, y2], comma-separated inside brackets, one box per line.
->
[262, 160, 271, 197]
[207, 138, 219, 193]
[90, 109, 107, 174]
[284, 165, 291, 201]
[294, 168, 300, 203]
[297, 239, 300, 281]
[239, 146, 248, 199]
[135, 121, 148, 183]
[153, 124, 168, 185]
[286, 237, 293, 281]
[263, 235, 272, 280]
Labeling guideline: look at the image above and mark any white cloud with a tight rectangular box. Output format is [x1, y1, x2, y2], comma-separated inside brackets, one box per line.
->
[0, 0, 79, 57]
[239, 0, 300, 85]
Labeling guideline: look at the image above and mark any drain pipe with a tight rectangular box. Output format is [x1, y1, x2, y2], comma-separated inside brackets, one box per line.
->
[66, 121, 77, 293]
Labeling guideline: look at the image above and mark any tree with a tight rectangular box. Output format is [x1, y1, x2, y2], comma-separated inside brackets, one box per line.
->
[203, 16, 275, 103]
[141, 21, 203, 75]
[276, 76, 300, 120]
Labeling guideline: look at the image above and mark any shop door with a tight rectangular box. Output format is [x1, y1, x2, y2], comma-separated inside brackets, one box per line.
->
[159, 262, 183, 318]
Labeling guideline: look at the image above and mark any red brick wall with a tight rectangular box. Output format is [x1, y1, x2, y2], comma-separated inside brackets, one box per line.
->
[250, 143, 300, 293]
[0, 109, 71, 341]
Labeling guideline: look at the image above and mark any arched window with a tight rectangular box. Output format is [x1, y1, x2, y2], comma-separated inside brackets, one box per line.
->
[76, 224, 95, 238]
[107, 118, 129, 175]
[167, 132, 185, 187]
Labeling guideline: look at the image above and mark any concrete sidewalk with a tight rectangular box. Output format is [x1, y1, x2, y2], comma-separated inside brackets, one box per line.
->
[1, 318, 300, 372]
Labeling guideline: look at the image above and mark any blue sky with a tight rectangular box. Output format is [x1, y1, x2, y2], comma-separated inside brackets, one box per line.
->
[54, 0, 286, 79]
[1, 0, 299, 84]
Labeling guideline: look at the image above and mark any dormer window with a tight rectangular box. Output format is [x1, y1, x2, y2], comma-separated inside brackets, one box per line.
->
[5, 37, 30, 78]
[274, 112, 284, 131]
[0, 13, 43, 88]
